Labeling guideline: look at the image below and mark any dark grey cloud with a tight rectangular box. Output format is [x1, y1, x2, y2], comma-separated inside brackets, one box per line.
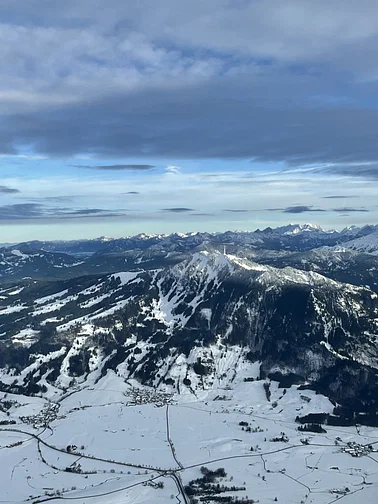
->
[332, 207, 369, 213]
[2, 1, 378, 178]
[0, 203, 43, 219]
[124, 191, 140, 194]
[319, 163, 378, 180]
[192, 213, 215, 216]
[62, 208, 112, 215]
[3, 77, 378, 174]
[161, 207, 195, 212]
[0, 203, 125, 221]
[267, 205, 326, 214]
[322, 195, 359, 199]
[0, 185, 20, 194]
[74, 164, 155, 171]
[267, 204, 369, 214]
[223, 209, 249, 213]
[283, 206, 326, 214]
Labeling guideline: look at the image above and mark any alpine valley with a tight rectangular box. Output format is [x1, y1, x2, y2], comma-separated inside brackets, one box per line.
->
[1, 224, 378, 504]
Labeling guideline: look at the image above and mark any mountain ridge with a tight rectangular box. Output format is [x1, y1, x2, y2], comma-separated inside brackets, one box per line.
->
[1, 249, 378, 420]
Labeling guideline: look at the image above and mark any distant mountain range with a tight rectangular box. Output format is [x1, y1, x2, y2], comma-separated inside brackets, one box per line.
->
[15, 223, 378, 255]
[2, 223, 378, 284]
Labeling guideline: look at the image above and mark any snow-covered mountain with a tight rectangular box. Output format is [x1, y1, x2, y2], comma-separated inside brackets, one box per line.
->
[4, 223, 378, 284]
[20, 236, 118, 256]
[3, 234, 378, 503]
[260, 246, 378, 293]
[1, 250, 378, 419]
[342, 232, 378, 255]
[15, 223, 378, 259]
[0, 245, 86, 282]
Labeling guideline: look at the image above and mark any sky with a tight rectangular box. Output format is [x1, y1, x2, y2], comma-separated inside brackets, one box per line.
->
[1, 0, 378, 242]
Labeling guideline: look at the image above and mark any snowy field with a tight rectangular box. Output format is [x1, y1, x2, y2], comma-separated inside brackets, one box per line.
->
[1, 367, 378, 504]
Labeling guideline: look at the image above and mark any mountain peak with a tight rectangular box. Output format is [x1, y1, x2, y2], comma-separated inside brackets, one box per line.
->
[98, 236, 114, 242]
[279, 223, 325, 235]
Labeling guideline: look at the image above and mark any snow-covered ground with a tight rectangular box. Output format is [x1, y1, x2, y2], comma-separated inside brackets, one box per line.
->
[1, 366, 378, 504]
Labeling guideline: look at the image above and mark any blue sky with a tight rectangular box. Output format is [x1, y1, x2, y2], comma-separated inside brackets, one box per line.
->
[1, 0, 378, 241]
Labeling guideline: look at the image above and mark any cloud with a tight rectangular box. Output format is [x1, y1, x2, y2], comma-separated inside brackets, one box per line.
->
[223, 209, 249, 213]
[322, 195, 359, 199]
[192, 212, 214, 216]
[0, 203, 43, 219]
[124, 191, 140, 194]
[0, 185, 20, 194]
[284, 206, 326, 214]
[267, 204, 370, 214]
[27, 195, 75, 202]
[2, 1, 378, 69]
[2, 75, 378, 171]
[0, 2, 377, 171]
[161, 207, 194, 212]
[133, 0, 378, 70]
[166, 165, 181, 174]
[61, 208, 114, 215]
[0, 203, 126, 221]
[267, 205, 326, 214]
[74, 164, 155, 171]
[1, 0, 378, 189]
[319, 163, 378, 180]
[332, 207, 369, 213]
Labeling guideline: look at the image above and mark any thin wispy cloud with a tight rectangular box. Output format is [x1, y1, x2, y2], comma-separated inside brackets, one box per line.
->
[0, 204, 42, 220]
[223, 209, 249, 213]
[322, 195, 359, 199]
[162, 208, 195, 213]
[28, 195, 75, 203]
[333, 207, 369, 213]
[284, 206, 326, 214]
[267, 205, 369, 214]
[74, 165, 155, 171]
[0, 185, 20, 194]
[268, 205, 326, 214]
[166, 166, 181, 174]
[0, 203, 126, 221]
[192, 213, 215, 216]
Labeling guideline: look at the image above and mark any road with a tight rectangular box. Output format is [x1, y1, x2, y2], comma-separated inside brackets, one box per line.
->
[165, 404, 188, 502]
